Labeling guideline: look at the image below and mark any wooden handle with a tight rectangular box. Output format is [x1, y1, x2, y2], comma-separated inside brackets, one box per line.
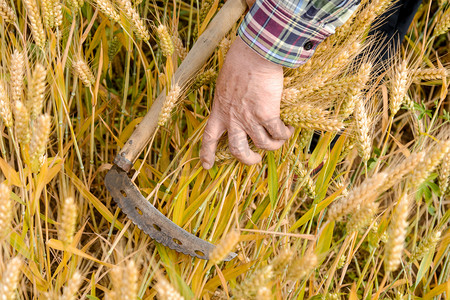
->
[114, 0, 247, 172]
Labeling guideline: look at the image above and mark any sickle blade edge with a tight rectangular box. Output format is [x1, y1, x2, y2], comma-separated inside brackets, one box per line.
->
[105, 166, 237, 261]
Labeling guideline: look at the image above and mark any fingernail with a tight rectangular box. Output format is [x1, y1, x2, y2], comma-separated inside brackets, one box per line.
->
[203, 162, 212, 169]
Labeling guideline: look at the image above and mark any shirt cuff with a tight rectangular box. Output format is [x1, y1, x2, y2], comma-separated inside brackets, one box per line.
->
[237, 0, 352, 68]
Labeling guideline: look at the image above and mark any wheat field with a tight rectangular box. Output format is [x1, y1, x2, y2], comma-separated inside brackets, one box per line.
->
[0, 0, 449, 299]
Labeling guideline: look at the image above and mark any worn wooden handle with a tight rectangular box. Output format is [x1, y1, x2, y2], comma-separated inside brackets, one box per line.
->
[114, 0, 247, 172]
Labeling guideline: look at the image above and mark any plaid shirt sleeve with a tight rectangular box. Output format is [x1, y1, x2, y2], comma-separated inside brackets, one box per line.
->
[238, 0, 360, 68]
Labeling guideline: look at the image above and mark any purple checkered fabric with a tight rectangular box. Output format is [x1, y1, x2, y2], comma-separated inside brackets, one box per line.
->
[238, 0, 360, 68]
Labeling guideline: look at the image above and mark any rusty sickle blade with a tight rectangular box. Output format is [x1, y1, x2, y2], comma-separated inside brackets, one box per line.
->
[105, 166, 237, 261]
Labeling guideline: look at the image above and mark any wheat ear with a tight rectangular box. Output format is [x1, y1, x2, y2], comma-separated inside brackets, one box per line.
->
[23, 0, 46, 48]
[0, 257, 23, 300]
[385, 193, 409, 272]
[0, 0, 15, 23]
[209, 231, 240, 264]
[0, 183, 13, 238]
[30, 114, 51, 172]
[10, 50, 25, 104]
[0, 80, 13, 128]
[27, 63, 47, 120]
[328, 172, 388, 221]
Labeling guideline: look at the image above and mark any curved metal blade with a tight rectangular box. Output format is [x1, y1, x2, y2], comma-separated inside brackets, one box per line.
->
[105, 165, 237, 261]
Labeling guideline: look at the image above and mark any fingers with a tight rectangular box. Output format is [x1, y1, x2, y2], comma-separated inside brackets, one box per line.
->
[261, 117, 295, 140]
[245, 123, 286, 151]
[228, 126, 261, 165]
[200, 114, 225, 170]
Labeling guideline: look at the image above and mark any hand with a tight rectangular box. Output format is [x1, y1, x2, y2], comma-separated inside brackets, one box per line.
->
[200, 37, 294, 169]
